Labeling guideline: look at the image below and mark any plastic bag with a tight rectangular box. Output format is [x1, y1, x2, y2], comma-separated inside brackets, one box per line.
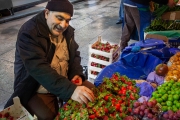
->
[136, 82, 155, 97]
[94, 52, 162, 86]
[146, 71, 164, 86]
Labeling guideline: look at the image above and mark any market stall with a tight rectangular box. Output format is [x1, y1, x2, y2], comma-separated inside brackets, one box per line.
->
[55, 3, 180, 119]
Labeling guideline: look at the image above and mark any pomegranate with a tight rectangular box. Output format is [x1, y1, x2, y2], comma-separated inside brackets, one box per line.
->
[155, 63, 168, 76]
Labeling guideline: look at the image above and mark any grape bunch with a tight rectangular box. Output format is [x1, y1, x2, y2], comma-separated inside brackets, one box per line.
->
[131, 100, 162, 120]
[162, 110, 180, 120]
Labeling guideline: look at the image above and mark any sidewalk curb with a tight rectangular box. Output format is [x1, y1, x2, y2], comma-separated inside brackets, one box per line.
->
[0, 0, 83, 24]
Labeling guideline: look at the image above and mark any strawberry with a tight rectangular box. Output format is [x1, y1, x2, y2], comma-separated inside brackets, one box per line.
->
[74, 79, 79, 83]
[104, 95, 109, 101]
[104, 108, 108, 113]
[103, 115, 109, 120]
[4, 112, 10, 118]
[9, 116, 14, 120]
[115, 103, 120, 111]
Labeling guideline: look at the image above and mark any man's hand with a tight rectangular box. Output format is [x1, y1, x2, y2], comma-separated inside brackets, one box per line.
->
[167, 0, 176, 7]
[71, 86, 94, 104]
[71, 75, 82, 85]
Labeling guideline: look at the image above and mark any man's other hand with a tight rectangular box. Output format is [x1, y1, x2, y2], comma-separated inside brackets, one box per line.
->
[71, 75, 82, 85]
[71, 86, 94, 104]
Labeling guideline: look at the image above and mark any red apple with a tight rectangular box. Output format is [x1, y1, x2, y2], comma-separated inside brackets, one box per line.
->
[155, 63, 168, 76]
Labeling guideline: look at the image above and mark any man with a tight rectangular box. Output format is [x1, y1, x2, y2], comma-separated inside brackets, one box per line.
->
[4, 0, 95, 119]
[120, 0, 176, 51]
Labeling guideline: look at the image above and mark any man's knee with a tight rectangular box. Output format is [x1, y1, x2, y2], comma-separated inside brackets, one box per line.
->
[37, 112, 57, 120]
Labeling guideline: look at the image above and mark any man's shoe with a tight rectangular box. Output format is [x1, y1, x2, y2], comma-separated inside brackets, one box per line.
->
[116, 20, 122, 24]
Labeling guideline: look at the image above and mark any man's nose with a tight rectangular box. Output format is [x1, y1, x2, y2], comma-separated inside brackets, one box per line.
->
[60, 20, 67, 28]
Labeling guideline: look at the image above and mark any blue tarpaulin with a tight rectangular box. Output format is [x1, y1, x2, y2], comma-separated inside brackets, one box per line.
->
[94, 52, 162, 87]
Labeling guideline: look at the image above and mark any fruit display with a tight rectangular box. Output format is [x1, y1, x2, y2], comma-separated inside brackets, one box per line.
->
[58, 72, 139, 119]
[151, 80, 180, 113]
[165, 52, 180, 81]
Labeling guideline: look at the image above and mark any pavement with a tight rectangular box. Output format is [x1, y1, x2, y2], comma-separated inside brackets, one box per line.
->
[0, 0, 136, 111]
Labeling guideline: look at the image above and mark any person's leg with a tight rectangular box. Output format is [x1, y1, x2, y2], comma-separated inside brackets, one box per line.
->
[26, 93, 59, 120]
[120, 6, 138, 51]
[130, 7, 141, 41]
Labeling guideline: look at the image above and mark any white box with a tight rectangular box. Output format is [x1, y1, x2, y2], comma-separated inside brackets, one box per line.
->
[87, 37, 120, 82]
[0, 97, 37, 120]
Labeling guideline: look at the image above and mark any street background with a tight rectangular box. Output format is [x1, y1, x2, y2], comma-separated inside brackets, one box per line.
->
[0, 0, 136, 110]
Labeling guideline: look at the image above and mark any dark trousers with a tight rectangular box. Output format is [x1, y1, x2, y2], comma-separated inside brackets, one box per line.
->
[120, 5, 140, 51]
[26, 80, 95, 120]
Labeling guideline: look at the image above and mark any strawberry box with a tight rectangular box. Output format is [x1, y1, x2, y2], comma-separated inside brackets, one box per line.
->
[0, 97, 37, 120]
[87, 36, 120, 83]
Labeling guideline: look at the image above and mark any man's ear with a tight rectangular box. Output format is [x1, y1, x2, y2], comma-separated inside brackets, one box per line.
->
[44, 9, 50, 19]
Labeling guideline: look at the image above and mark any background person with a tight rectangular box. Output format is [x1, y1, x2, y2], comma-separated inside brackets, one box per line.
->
[120, 0, 176, 51]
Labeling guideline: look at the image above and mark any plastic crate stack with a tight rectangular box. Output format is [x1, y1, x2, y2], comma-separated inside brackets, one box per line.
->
[88, 36, 120, 83]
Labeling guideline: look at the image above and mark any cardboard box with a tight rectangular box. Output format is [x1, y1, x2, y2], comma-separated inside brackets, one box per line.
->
[145, 34, 168, 43]
[161, 11, 180, 20]
[144, 33, 180, 48]
[0, 97, 37, 120]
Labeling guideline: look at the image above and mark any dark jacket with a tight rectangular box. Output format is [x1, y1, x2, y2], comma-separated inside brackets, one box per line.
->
[5, 11, 85, 108]
[131, 0, 168, 6]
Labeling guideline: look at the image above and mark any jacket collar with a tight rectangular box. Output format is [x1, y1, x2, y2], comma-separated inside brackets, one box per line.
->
[36, 11, 74, 39]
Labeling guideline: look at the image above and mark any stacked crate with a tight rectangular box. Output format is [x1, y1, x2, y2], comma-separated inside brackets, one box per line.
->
[88, 36, 120, 83]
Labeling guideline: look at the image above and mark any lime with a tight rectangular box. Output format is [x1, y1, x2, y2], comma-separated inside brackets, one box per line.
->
[154, 93, 162, 98]
[166, 101, 173, 106]
[170, 91, 176, 95]
[162, 95, 168, 101]
[173, 100, 178, 105]
[156, 98, 163, 103]
[161, 102, 166, 106]
[173, 94, 179, 100]
[152, 91, 158, 97]
[167, 83, 173, 87]
[175, 90, 180, 94]
[175, 102, 180, 108]
[165, 86, 170, 91]
[168, 97, 173, 101]
[158, 89, 166, 94]
[162, 106, 168, 112]
[172, 106, 178, 112]
[168, 106, 172, 110]
[168, 91, 171, 94]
